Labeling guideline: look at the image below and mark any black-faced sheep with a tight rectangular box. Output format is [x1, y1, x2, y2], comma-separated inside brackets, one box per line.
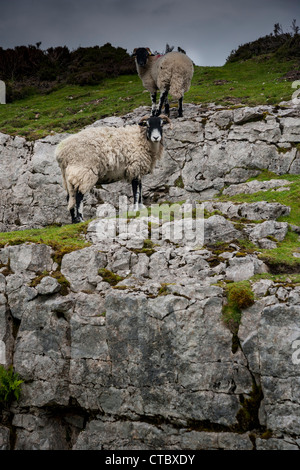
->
[55, 115, 171, 223]
[132, 47, 194, 117]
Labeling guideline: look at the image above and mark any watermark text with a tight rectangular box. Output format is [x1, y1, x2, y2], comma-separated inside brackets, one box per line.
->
[93, 197, 204, 247]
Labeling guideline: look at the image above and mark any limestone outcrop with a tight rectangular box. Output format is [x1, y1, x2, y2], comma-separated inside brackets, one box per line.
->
[1, 103, 300, 450]
[0, 103, 300, 232]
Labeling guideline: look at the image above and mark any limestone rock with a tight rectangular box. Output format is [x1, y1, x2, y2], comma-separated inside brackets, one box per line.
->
[0, 103, 299, 231]
[223, 179, 291, 197]
[8, 243, 53, 274]
[203, 201, 290, 221]
[0, 426, 10, 450]
[203, 215, 242, 244]
[1, 103, 300, 450]
[225, 255, 268, 281]
[246, 220, 289, 242]
[36, 276, 61, 295]
[61, 246, 107, 292]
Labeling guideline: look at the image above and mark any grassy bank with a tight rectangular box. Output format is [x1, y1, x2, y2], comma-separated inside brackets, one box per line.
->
[0, 54, 298, 140]
[219, 171, 300, 272]
[0, 222, 91, 266]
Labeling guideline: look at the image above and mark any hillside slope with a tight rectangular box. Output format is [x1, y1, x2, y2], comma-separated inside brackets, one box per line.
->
[0, 53, 299, 140]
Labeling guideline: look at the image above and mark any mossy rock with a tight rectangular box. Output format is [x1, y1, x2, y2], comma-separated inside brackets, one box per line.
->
[98, 268, 125, 286]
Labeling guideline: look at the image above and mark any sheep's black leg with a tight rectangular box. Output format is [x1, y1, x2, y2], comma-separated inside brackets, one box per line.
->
[75, 190, 84, 223]
[164, 97, 170, 116]
[67, 191, 83, 223]
[67, 194, 76, 224]
[151, 92, 157, 116]
[132, 178, 142, 211]
[178, 97, 183, 117]
[156, 90, 168, 116]
[70, 208, 76, 223]
[138, 180, 142, 204]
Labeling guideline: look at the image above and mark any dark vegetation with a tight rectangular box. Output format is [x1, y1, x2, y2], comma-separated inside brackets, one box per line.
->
[0, 42, 136, 102]
[227, 19, 300, 64]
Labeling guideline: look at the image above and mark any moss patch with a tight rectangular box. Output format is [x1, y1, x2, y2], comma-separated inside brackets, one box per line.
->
[98, 268, 125, 286]
[0, 261, 13, 277]
[259, 230, 300, 273]
[51, 271, 71, 295]
[30, 270, 70, 295]
[174, 175, 184, 189]
[30, 271, 50, 287]
[131, 239, 156, 257]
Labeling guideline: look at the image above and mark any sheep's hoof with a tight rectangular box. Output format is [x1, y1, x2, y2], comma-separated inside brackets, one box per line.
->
[72, 216, 84, 224]
[129, 204, 141, 212]
[128, 204, 147, 216]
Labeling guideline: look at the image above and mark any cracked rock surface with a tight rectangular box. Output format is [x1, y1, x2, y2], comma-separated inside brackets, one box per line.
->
[1, 103, 300, 232]
[0, 215, 300, 449]
[1, 103, 300, 450]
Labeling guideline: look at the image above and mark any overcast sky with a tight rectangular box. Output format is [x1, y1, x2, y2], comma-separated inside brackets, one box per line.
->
[0, 0, 299, 65]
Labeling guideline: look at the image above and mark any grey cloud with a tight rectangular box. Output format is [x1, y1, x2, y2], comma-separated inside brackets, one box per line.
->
[0, 0, 299, 65]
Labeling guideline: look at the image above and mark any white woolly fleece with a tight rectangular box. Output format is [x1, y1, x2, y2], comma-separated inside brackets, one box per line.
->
[55, 125, 164, 211]
[136, 51, 194, 99]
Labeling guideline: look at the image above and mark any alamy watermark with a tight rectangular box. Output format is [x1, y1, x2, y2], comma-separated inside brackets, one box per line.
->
[0, 80, 5, 104]
[92, 197, 205, 247]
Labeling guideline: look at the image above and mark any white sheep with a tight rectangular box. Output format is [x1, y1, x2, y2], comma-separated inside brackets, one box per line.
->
[132, 47, 194, 117]
[55, 115, 171, 223]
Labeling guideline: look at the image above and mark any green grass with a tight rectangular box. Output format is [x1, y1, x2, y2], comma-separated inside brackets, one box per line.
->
[222, 280, 255, 324]
[251, 272, 300, 284]
[0, 54, 298, 140]
[188, 54, 298, 107]
[0, 222, 91, 266]
[0, 76, 149, 140]
[219, 171, 300, 271]
[222, 280, 255, 352]
[0, 365, 23, 406]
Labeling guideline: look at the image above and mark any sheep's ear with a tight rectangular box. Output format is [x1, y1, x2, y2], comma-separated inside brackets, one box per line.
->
[132, 48, 137, 57]
[138, 120, 148, 127]
[146, 47, 154, 56]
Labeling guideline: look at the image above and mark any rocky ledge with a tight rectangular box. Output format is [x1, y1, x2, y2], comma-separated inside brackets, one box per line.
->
[1, 102, 300, 450]
[1, 101, 300, 232]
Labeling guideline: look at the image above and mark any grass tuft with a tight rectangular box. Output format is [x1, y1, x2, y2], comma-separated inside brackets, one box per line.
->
[0, 222, 91, 267]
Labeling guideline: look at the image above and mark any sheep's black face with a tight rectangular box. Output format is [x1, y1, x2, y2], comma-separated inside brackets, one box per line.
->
[134, 48, 150, 67]
[145, 116, 163, 143]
